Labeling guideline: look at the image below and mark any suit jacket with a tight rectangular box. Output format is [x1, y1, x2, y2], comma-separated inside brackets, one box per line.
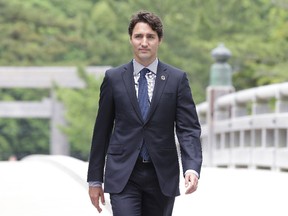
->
[87, 60, 202, 197]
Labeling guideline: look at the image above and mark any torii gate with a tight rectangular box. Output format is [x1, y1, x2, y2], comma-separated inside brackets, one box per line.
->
[0, 66, 109, 155]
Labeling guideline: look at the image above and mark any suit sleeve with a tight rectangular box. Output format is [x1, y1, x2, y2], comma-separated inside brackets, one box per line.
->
[175, 73, 202, 178]
[87, 72, 115, 182]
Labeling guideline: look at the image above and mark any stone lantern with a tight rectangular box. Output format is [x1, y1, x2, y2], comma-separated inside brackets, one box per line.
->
[209, 43, 232, 86]
[205, 43, 234, 166]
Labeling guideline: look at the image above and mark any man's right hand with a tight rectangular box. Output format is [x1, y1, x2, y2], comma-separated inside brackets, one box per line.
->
[89, 186, 105, 213]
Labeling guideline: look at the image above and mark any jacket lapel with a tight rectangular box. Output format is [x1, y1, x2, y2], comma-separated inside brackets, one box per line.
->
[145, 61, 168, 122]
[122, 61, 143, 121]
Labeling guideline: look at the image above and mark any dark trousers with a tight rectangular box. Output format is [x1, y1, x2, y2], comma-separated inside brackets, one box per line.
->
[110, 158, 175, 216]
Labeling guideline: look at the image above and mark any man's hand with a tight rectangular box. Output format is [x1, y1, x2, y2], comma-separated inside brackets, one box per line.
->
[89, 186, 105, 213]
[184, 172, 198, 194]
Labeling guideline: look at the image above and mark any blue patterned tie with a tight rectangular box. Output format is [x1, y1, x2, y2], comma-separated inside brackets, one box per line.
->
[138, 68, 150, 161]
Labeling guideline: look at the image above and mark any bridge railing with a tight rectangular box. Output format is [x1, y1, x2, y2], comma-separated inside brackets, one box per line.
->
[197, 82, 288, 171]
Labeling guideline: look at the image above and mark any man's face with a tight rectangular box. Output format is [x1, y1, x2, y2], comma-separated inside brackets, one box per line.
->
[130, 22, 161, 66]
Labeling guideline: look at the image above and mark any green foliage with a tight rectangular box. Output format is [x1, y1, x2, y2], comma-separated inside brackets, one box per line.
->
[0, 0, 93, 65]
[1, 0, 287, 93]
[1, 0, 288, 159]
[57, 68, 103, 160]
[0, 118, 49, 160]
[0, 89, 49, 101]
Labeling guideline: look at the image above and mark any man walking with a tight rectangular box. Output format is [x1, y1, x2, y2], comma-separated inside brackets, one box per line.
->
[87, 10, 202, 216]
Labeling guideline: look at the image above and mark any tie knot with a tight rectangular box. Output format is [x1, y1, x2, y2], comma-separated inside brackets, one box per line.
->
[140, 68, 149, 78]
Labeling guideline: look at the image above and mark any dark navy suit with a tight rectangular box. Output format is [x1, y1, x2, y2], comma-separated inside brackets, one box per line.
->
[87, 60, 202, 214]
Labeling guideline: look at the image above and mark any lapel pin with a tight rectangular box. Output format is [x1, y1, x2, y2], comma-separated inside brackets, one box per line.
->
[161, 75, 165, 80]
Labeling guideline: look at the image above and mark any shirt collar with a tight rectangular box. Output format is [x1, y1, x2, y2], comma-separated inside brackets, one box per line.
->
[133, 59, 158, 76]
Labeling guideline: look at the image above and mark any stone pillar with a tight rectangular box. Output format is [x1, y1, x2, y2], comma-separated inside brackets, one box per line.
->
[50, 89, 69, 155]
[206, 44, 234, 166]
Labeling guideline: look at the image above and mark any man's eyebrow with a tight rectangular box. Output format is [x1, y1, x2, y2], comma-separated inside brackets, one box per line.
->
[133, 33, 156, 37]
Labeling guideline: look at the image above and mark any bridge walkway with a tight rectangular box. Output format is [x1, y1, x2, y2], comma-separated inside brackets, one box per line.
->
[0, 155, 287, 216]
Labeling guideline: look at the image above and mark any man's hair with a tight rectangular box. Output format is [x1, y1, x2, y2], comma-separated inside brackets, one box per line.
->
[128, 11, 163, 39]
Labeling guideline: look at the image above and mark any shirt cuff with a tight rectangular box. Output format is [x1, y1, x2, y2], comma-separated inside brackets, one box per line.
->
[88, 181, 102, 187]
[184, 169, 199, 178]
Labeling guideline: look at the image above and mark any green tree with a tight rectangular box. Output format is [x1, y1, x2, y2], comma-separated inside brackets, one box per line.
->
[57, 68, 103, 160]
[1, 0, 288, 159]
[0, 118, 49, 160]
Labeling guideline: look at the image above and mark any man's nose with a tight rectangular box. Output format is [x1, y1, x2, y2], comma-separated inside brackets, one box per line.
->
[141, 37, 148, 46]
